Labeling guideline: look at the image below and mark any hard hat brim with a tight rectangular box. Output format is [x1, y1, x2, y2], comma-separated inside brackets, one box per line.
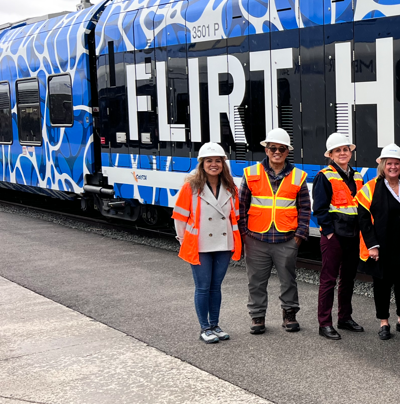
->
[324, 144, 356, 158]
[197, 154, 227, 162]
[260, 140, 293, 150]
[376, 156, 400, 164]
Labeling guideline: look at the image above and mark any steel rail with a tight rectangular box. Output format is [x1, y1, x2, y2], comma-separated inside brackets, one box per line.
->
[0, 200, 176, 238]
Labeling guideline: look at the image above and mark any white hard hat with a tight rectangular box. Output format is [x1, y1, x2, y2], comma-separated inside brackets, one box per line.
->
[197, 142, 226, 161]
[376, 143, 400, 163]
[324, 132, 355, 157]
[260, 128, 293, 150]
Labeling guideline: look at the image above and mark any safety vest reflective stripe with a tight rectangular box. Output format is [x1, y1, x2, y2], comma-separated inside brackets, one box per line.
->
[329, 205, 358, 214]
[354, 172, 363, 182]
[186, 223, 198, 235]
[250, 196, 274, 207]
[247, 164, 260, 177]
[357, 183, 373, 210]
[356, 179, 377, 210]
[173, 205, 190, 218]
[361, 186, 372, 201]
[321, 171, 341, 181]
[276, 199, 297, 208]
[191, 193, 198, 213]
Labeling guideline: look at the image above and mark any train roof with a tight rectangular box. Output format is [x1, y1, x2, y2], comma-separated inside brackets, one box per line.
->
[0, 12, 72, 32]
[0, 1, 96, 33]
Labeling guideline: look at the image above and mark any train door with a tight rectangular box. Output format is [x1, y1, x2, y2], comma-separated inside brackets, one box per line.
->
[186, 1, 228, 160]
[132, 6, 159, 171]
[271, 0, 302, 165]
[324, 1, 355, 164]
[226, 0, 251, 177]
[165, 1, 191, 172]
[98, 31, 131, 168]
[248, 1, 271, 164]
[97, 52, 111, 165]
[299, 0, 326, 167]
[353, 16, 396, 169]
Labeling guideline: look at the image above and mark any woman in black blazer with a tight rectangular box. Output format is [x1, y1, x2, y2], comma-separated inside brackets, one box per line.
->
[357, 144, 400, 340]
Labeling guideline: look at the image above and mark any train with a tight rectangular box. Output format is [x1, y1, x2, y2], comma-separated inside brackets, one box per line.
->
[1, 0, 400, 235]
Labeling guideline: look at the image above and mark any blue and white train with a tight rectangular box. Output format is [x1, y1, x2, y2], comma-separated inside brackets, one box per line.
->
[1, 0, 400, 233]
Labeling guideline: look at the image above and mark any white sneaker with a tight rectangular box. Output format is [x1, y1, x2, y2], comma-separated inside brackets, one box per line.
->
[211, 326, 230, 340]
[200, 329, 219, 344]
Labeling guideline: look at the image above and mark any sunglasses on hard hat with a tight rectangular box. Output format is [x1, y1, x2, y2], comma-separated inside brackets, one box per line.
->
[268, 146, 288, 154]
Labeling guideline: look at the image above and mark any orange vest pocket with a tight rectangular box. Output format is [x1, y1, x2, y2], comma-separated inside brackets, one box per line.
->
[333, 189, 349, 206]
[275, 208, 298, 232]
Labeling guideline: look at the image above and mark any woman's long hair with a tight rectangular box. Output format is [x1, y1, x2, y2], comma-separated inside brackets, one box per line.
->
[377, 158, 387, 179]
[185, 158, 237, 195]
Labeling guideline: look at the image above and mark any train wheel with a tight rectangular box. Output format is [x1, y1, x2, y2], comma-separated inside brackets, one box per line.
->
[141, 206, 159, 226]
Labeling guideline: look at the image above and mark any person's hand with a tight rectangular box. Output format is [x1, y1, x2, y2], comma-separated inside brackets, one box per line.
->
[327, 233, 334, 240]
[294, 236, 302, 246]
[369, 247, 379, 261]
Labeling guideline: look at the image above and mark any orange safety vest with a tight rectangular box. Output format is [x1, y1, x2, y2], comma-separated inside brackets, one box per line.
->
[320, 165, 364, 217]
[355, 178, 378, 261]
[243, 164, 307, 233]
[172, 182, 242, 265]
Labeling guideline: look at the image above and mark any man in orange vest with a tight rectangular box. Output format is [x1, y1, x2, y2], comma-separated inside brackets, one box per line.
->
[239, 128, 311, 334]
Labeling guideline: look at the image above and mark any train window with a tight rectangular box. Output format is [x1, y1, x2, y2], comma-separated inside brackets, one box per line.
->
[16, 79, 42, 145]
[0, 82, 13, 144]
[48, 74, 73, 126]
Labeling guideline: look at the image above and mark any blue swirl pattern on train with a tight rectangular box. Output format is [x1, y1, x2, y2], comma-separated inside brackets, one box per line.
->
[1, 0, 399, 204]
[0, 3, 105, 194]
[95, 0, 400, 56]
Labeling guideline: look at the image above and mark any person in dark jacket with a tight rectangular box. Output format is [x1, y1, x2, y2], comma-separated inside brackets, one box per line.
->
[312, 133, 364, 340]
[356, 143, 400, 340]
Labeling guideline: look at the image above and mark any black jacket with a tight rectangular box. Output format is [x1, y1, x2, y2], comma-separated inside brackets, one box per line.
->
[357, 178, 388, 278]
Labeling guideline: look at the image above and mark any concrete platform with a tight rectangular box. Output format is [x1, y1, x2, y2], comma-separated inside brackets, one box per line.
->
[0, 277, 270, 404]
[0, 209, 399, 404]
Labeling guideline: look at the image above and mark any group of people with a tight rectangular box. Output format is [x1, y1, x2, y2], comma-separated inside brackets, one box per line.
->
[172, 129, 400, 343]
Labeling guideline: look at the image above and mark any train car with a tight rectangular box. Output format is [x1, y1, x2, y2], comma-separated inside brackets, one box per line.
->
[0, 2, 105, 201]
[1, 0, 400, 234]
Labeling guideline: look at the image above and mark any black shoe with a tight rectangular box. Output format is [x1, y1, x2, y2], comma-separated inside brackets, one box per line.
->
[282, 309, 300, 332]
[337, 319, 364, 332]
[319, 326, 341, 340]
[250, 317, 266, 334]
[396, 322, 400, 332]
[378, 325, 391, 340]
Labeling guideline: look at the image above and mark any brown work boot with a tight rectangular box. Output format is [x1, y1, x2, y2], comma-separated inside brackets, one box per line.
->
[282, 309, 300, 332]
[250, 317, 266, 334]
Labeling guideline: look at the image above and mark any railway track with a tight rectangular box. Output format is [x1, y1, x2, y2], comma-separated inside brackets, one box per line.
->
[0, 196, 324, 271]
[0, 198, 176, 239]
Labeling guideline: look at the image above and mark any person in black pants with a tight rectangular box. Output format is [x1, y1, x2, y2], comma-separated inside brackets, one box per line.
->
[357, 143, 400, 340]
[313, 133, 365, 340]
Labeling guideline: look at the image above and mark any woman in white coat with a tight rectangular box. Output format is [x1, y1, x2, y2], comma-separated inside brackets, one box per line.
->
[172, 142, 241, 343]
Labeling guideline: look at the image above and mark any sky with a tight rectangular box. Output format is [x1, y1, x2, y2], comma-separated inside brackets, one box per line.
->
[0, 0, 104, 26]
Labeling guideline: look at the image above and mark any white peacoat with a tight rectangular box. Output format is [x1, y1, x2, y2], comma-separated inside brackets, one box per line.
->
[174, 183, 235, 253]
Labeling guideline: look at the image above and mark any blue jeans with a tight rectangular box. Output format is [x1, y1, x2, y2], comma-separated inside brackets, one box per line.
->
[190, 251, 232, 330]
